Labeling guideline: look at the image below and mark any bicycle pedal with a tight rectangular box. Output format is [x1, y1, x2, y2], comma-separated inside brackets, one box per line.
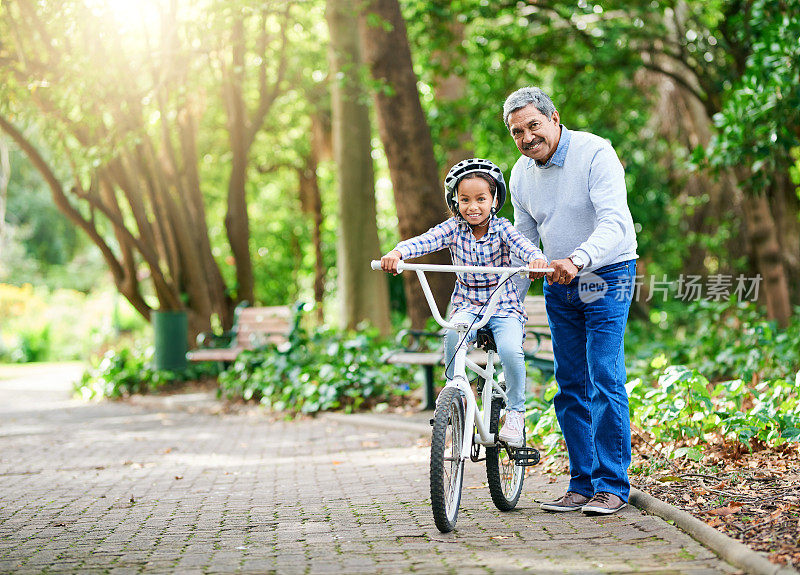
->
[511, 447, 540, 467]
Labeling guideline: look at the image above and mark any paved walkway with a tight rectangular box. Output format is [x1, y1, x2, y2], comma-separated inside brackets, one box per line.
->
[0, 365, 741, 574]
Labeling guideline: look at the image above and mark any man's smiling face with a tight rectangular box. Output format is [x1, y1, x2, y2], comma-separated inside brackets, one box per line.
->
[507, 104, 561, 164]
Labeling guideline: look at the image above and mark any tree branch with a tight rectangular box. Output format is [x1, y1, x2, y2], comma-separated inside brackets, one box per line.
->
[246, 5, 291, 147]
[0, 114, 125, 281]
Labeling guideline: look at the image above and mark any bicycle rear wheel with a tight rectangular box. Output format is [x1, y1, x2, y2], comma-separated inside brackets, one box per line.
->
[486, 396, 525, 510]
[430, 386, 465, 533]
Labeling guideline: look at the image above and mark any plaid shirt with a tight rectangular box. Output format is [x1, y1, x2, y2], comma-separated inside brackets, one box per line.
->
[394, 216, 545, 323]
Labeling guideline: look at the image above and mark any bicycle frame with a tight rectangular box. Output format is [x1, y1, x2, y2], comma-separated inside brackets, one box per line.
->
[370, 260, 553, 460]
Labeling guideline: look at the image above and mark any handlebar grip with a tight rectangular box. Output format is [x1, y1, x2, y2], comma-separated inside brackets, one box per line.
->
[371, 259, 404, 273]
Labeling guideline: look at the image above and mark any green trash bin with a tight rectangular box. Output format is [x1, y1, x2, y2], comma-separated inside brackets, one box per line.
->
[152, 310, 188, 371]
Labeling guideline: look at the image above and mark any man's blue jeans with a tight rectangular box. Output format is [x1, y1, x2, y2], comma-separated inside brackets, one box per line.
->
[444, 311, 527, 412]
[542, 260, 636, 501]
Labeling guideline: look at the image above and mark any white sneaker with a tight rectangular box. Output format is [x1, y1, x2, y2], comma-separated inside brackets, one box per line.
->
[498, 410, 525, 446]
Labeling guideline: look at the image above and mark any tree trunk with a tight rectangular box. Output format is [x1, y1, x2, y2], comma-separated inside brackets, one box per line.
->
[771, 169, 800, 305]
[431, 20, 473, 180]
[298, 151, 326, 325]
[327, 0, 392, 335]
[741, 192, 792, 328]
[0, 139, 8, 247]
[223, 16, 255, 306]
[636, 41, 794, 321]
[0, 2, 294, 343]
[636, 69, 748, 279]
[358, 0, 453, 328]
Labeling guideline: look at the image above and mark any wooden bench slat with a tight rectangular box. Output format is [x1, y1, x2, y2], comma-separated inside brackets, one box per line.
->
[187, 348, 242, 362]
[382, 295, 555, 410]
[385, 352, 441, 365]
[385, 296, 553, 369]
[188, 304, 293, 363]
[238, 306, 292, 318]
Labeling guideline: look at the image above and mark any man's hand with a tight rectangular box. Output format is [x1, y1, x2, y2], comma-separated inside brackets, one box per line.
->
[380, 250, 403, 275]
[547, 258, 579, 285]
[528, 258, 549, 279]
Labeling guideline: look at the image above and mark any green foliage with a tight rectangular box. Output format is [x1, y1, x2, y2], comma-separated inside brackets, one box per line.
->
[628, 300, 800, 383]
[627, 365, 715, 443]
[524, 382, 563, 469]
[707, 0, 800, 187]
[7, 323, 51, 363]
[74, 345, 220, 400]
[526, 301, 800, 462]
[217, 324, 417, 413]
[402, 0, 737, 283]
[0, 283, 149, 363]
[628, 361, 800, 452]
[1, 0, 334, 315]
[0, 143, 105, 291]
[626, 301, 800, 451]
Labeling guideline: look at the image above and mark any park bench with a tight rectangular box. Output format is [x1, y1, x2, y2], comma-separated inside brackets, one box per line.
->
[384, 295, 554, 409]
[186, 303, 295, 363]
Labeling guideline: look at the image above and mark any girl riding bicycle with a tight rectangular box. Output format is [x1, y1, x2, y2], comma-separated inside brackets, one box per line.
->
[380, 158, 548, 446]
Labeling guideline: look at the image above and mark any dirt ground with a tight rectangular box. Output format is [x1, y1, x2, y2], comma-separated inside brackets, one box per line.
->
[630, 434, 800, 568]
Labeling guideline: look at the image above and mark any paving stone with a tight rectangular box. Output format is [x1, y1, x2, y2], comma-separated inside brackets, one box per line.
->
[0, 370, 744, 575]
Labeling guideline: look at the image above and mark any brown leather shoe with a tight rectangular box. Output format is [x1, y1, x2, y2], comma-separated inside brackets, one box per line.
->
[582, 492, 627, 515]
[540, 491, 591, 512]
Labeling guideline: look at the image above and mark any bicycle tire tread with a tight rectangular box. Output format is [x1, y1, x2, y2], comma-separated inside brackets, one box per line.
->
[486, 397, 524, 511]
[430, 387, 464, 533]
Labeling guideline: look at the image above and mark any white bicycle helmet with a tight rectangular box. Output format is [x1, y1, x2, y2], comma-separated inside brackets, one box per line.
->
[443, 158, 507, 216]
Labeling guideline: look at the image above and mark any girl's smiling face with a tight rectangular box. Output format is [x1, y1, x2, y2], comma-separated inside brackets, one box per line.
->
[457, 177, 494, 226]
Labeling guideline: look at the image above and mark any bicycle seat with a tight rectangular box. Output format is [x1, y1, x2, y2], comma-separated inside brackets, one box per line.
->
[476, 328, 497, 352]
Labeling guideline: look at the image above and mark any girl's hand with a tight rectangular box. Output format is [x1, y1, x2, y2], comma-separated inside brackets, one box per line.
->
[380, 250, 403, 274]
[528, 258, 549, 279]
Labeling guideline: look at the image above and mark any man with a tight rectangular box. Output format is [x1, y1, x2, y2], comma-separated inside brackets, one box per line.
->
[504, 86, 638, 515]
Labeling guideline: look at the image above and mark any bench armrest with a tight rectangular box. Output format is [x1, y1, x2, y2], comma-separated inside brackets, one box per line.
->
[195, 330, 236, 349]
[524, 328, 552, 354]
[395, 328, 444, 351]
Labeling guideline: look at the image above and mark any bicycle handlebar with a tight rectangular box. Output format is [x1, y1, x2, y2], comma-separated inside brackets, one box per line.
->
[369, 260, 555, 275]
[370, 260, 554, 331]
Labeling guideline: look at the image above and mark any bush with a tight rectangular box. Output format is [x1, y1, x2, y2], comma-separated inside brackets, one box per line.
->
[626, 300, 800, 383]
[75, 344, 220, 400]
[0, 283, 149, 362]
[628, 359, 800, 452]
[217, 323, 417, 413]
[525, 300, 800, 465]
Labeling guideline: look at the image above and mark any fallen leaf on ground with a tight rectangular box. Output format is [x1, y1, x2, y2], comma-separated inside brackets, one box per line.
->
[705, 502, 744, 516]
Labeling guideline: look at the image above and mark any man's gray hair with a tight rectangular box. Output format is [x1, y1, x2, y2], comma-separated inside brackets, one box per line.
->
[503, 87, 557, 128]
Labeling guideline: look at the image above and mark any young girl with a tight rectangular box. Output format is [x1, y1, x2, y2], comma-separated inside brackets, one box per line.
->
[380, 158, 546, 446]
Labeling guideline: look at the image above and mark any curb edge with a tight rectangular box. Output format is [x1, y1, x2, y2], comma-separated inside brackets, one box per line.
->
[629, 487, 799, 575]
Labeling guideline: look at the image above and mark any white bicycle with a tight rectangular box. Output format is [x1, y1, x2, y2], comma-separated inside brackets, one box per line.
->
[372, 260, 553, 532]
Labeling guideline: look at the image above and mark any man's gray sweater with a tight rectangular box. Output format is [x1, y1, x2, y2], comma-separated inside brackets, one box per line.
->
[509, 126, 638, 273]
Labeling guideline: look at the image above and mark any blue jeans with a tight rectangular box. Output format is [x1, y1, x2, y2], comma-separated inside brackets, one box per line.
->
[444, 312, 526, 412]
[542, 260, 636, 501]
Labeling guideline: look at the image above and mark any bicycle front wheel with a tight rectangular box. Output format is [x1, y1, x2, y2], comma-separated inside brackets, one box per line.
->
[430, 386, 465, 533]
[486, 396, 525, 510]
